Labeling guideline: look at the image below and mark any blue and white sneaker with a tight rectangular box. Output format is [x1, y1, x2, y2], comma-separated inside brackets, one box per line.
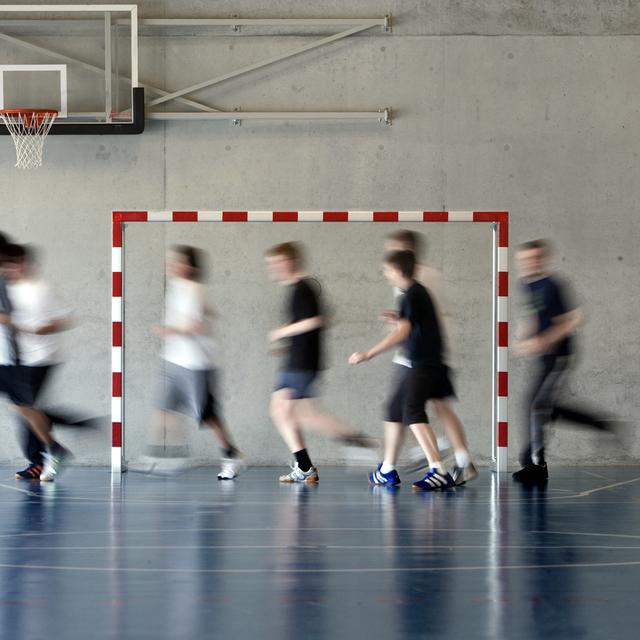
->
[369, 464, 401, 486]
[412, 468, 455, 491]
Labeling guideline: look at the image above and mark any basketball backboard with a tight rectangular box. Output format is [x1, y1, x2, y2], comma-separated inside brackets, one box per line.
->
[0, 4, 143, 134]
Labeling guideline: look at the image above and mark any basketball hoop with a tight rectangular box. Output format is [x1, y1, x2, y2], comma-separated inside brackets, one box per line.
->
[0, 108, 57, 169]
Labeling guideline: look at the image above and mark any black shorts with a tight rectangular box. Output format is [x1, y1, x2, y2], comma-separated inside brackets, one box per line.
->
[385, 364, 455, 426]
[4, 365, 53, 407]
[0, 365, 13, 396]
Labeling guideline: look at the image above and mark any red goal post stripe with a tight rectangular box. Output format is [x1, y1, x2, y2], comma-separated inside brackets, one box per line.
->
[113, 210, 509, 225]
[111, 210, 509, 451]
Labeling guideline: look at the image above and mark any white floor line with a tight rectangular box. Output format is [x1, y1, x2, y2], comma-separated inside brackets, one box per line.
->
[0, 543, 639, 551]
[1, 559, 640, 574]
[580, 469, 615, 482]
[574, 475, 640, 497]
[0, 526, 535, 539]
[532, 530, 640, 540]
[0, 482, 44, 497]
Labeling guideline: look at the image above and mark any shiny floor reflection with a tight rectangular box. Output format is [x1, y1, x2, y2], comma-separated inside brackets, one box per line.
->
[0, 466, 639, 639]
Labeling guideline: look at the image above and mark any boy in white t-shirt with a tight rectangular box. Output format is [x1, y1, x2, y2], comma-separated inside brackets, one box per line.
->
[3, 243, 72, 482]
[0, 233, 17, 426]
[152, 245, 244, 480]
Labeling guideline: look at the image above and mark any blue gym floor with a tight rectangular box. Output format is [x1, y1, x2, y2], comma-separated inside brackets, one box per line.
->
[0, 466, 639, 640]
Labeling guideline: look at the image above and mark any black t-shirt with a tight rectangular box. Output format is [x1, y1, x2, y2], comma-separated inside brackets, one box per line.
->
[286, 278, 322, 372]
[522, 275, 575, 357]
[399, 281, 445, 368]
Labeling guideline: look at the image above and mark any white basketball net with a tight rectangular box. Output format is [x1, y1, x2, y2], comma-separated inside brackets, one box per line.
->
[0, 110, 57, 169]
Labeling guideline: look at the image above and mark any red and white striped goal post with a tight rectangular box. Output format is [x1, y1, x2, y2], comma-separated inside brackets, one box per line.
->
[111, 210, 509, 473]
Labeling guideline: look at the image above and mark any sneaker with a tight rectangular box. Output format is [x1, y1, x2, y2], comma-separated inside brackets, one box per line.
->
[218, 456, 246, 480]
[369, 464, 401, 486]
[279, 464, 319, 484]
[512, 463, 548, 483]
[451, 462, 479, 486]
[15, 463, 44, 481]
[412, 468, 455, 491]
[40, 448, 73, 483]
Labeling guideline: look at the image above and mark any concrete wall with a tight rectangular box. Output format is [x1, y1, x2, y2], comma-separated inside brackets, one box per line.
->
[0, 1, 638, 466]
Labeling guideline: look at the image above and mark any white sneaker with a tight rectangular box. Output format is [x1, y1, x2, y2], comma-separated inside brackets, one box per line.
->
[40, 448, 72, 482]
[279, 463, 319, 484]
[217, 456, 246, 480]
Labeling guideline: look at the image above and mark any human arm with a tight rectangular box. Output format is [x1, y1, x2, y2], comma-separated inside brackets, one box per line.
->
[269, 316, 323, 342]
[515, 308, 583, 356]
[270, 279, 323, 342]
[349, 319, 411, 364]
[25, 316, 73, 335]
[153, 320, 208, 337]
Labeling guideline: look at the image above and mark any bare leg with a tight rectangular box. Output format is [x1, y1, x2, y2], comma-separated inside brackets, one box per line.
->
[148, 410, 188, 457]
[15, 405, 54, 447]
[270, 389, 305, 453]
[382, 422, 406, 467]
[409, 422, 442, 468]
[295, 398, 358, 439]
[432, 399, 469, 452]
[203, 416, 237, 451]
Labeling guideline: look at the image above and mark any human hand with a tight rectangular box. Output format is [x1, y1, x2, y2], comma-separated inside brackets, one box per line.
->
[514, 336, 548, 356]
[349, 351, 371, 365]
[380, 309, 399, 323]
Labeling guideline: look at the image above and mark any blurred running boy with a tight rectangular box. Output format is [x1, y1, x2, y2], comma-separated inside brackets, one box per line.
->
[266, 241, 372, 484]
[350, 250, 456, 490]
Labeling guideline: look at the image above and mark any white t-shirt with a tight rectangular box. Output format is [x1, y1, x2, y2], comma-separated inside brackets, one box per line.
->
[0, 324, 11, 366]
[392, 263, 452, 367]
[0, 278, 14, 366]
[161, 277, 216, 370]
[8, 278, 64, 366]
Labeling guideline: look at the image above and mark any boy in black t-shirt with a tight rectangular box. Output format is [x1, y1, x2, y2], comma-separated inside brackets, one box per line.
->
[350, 250, 457, 490]
[266, 242, 373, 483]
[514, 240, 615, 482]
[383, 230, 477, 484]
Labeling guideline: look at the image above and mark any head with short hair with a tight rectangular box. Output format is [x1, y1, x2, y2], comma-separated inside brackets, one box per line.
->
[383, 250, 416, 287]
[167, 245, 205, 281]
[517, 239, 552, 279]
[2, 243, 31, 281]
[265, 241, 303, 282]
[385, 229, 424, 258]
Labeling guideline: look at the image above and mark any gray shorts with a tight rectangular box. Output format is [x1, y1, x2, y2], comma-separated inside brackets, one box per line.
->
[155, 362, 219, 424]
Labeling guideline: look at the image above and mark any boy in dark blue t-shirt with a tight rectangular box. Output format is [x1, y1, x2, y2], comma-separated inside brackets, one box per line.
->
[350, 250, 459, 490]
[514, 239, 615, 482]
